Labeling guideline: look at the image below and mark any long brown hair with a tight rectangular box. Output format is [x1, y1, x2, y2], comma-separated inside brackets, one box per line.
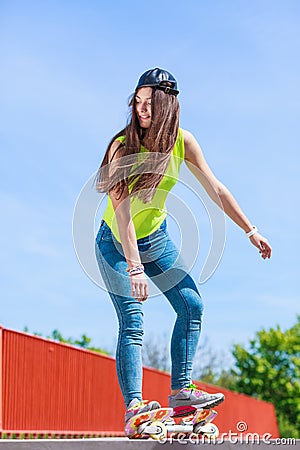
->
[95, 86, 180, 203]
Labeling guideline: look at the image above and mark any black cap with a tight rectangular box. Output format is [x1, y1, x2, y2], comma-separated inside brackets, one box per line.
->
[136, 68, 179, 96]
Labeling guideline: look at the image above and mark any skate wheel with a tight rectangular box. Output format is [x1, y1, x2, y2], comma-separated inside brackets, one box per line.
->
[137, 421, 151, 434]
[200, 422, 219, 438]
[148, 420, 167, 440]
[193, 422, 205, 434]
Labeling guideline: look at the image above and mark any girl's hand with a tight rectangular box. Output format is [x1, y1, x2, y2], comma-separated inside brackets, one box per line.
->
[249, 232, 272, 259]
[130, 272, 149, 302]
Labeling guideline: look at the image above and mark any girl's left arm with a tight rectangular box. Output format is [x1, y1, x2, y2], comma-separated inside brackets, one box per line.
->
[183, 129, 272, 259]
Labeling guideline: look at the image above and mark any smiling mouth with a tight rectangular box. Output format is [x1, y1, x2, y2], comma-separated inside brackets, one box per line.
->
[139, 116, 150, 120]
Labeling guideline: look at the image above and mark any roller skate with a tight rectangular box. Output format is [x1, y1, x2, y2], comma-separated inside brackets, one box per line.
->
[125, 398, 173, 439]
[165, 383, 224, 440]
[168, 383, 225, 415]
[125, 385, 224, 440]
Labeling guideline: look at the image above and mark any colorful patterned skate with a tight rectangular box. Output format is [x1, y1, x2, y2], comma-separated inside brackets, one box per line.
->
[125, 405, 219, 440]
[125, 406, 173, 439]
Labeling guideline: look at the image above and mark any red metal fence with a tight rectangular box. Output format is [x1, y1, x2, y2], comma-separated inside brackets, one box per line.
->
[0, 326, 279, 438]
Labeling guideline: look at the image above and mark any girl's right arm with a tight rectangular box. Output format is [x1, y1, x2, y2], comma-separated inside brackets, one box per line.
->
[108, 141, 148, 301]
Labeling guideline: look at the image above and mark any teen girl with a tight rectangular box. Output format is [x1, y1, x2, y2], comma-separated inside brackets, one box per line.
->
[95, 68, 272, 424]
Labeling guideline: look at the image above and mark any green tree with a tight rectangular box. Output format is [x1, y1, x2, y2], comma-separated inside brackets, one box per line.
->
[230, 316, 300, 438]
[23, 327, 110, 355]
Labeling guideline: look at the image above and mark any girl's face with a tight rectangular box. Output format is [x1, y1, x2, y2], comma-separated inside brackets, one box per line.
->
[135, 87, 152, 129]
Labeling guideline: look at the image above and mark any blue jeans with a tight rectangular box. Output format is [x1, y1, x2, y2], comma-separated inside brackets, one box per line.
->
[95, 219, 203, 408]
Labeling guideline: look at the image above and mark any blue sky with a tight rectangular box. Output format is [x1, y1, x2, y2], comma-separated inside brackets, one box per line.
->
[1, 1, 299, 367]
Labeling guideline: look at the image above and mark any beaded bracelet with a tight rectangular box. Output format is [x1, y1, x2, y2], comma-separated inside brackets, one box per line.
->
[126, 265, 144, 276]
[128, 269, 144, 277]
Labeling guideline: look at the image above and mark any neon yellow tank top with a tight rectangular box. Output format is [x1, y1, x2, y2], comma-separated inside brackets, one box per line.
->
[102, 128, 185, 241]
